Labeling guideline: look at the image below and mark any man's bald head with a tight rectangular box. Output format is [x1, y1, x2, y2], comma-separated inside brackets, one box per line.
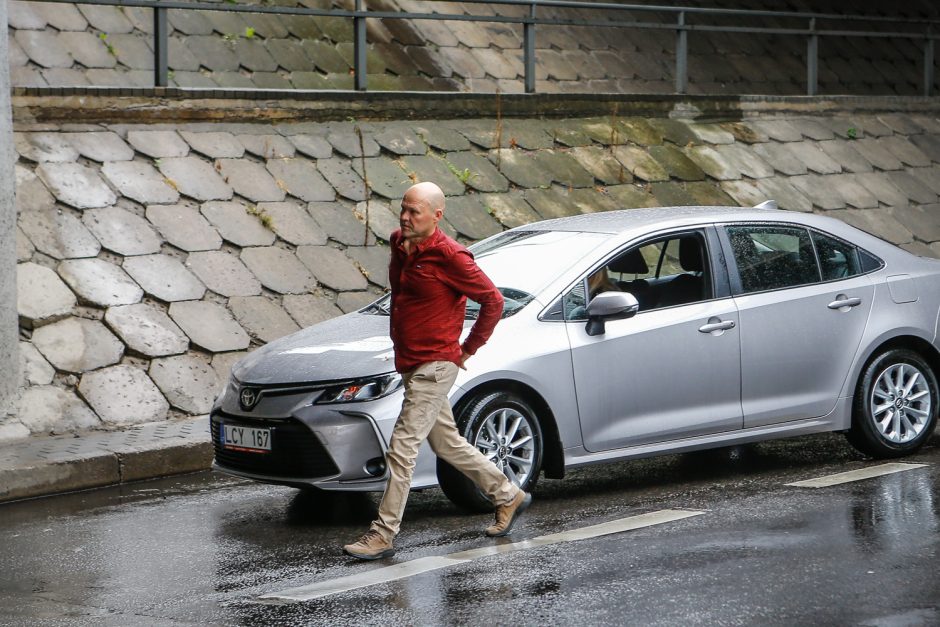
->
[399, 181, 445, 244]
[403, 181, 445, 213]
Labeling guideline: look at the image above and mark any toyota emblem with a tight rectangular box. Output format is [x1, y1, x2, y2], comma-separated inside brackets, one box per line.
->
[239, 387, 260, 411]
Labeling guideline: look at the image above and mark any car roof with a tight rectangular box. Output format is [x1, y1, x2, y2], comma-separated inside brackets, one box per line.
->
[522, 205, 827, 235]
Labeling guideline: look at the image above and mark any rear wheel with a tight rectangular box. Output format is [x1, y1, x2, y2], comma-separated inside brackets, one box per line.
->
[847, 349, 938, 458]
[437, 391, 543, 512]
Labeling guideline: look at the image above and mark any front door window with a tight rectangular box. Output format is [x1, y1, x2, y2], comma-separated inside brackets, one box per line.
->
[564, 232, 712, 320]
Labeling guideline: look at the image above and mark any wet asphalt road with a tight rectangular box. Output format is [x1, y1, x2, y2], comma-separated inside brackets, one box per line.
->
[1, 432, 939, 626]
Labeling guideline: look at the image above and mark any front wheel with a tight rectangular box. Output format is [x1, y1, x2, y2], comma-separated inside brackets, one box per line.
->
[437, 391, 543, 512]
[846, 348, 938, 458]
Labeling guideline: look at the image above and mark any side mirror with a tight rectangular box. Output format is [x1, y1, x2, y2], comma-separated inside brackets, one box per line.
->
[585, 291, 640, 336]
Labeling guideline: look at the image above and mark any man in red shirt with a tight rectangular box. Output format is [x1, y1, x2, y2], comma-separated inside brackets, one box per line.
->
[343, 181, 531, 560]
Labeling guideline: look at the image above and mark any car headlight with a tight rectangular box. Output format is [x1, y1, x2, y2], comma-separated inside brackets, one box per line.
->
[316, 373, 403, 404]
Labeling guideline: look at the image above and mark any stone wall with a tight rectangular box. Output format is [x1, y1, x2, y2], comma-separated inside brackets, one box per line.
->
[7, 0, 940, 95]
[6, 99, 940, 441]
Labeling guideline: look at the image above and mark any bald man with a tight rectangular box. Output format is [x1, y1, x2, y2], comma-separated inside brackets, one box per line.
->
[343, 182, 531, 560]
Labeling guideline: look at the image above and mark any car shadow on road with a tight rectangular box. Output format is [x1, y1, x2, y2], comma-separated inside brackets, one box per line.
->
[531, 432, 871, 506]
[284, 489, 378, 527]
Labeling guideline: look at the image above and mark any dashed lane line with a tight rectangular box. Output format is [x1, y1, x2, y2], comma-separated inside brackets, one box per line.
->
[785, 462, 929, 488]
[258, 508, 705, 604]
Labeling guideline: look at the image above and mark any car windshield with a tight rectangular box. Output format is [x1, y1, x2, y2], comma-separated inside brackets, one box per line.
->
[361, 287, 535, 320]
[361, 230, 608, 319]
[471, 230, 610, 295]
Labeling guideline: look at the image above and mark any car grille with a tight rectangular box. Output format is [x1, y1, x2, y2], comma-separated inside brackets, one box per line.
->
[211, 413, 340, 479]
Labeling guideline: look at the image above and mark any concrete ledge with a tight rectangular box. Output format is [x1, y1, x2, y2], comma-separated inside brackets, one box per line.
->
[13, 90, 940, 124]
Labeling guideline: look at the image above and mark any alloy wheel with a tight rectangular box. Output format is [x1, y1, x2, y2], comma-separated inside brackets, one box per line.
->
[870, 363, 933, 444]
[472, 407, 536, 486]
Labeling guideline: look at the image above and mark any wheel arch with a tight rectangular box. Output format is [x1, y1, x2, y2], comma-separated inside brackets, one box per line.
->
[453, 378, 566, 480]
[855, 334, 940, 390]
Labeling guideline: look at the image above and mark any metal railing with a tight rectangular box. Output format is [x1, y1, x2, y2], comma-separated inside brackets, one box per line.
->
[21, 0, 940, 96]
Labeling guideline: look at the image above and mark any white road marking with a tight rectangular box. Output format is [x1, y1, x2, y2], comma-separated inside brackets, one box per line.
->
[786, 462, 928, 488]
[258, 509, 704, 603]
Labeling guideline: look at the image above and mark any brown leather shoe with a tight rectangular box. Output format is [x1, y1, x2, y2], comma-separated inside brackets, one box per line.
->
[343, 529, 395, 560]
[485, 491, 532, 537]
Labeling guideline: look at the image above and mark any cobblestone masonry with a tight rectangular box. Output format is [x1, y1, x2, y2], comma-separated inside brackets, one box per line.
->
[5, 109, 940, 441]
[6, 0, 940, 96]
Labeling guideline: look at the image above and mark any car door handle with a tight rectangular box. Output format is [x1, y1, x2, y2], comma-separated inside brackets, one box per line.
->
[828, 296, 862, 310]
[698, 319, 736, 334]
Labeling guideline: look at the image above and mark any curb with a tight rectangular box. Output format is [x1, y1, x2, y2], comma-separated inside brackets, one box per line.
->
[0, 417, 212, 504]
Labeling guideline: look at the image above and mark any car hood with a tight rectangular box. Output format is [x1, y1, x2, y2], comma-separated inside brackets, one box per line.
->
[231, 312, 397, 385]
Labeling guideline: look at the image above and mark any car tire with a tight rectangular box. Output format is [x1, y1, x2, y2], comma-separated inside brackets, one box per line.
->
[437, 391, 544, 513]
[847, 348, 939, 458]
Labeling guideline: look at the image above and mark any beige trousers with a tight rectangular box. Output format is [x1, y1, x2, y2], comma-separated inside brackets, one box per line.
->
[371, 360, 519, 540]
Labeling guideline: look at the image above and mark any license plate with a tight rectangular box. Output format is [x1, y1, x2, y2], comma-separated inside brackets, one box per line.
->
[221, 424, 271, 453]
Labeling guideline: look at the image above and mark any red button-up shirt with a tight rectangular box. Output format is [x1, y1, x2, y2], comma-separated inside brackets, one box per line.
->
[388, 227, 504, 373]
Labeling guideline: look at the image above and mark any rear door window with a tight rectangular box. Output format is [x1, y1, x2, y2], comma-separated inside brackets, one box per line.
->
[811, 230, 862, 281]
[725, 225, 820, 294]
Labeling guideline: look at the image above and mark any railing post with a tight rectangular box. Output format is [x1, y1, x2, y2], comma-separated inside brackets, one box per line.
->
[675, 11, 688, 94]
[807, 17, 818, 96]
[153, 4, 169, 87]
[925, 28, 935, 97]
[354, 0, 367, 91]
[524, 2, 536, 94]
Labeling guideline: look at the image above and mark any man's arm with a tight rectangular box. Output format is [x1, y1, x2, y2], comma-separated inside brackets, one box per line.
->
[388, 229, 403, 294]
[440, 249, 504, 357]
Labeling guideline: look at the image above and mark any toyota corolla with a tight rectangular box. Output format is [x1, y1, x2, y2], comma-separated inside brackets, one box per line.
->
[211, 204, 940, 511]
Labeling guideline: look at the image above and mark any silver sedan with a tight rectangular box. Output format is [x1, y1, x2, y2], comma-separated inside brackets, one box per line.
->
[211, 205, 940, 511]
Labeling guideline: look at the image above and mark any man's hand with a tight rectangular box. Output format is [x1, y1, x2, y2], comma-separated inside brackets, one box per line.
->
[458, 351, 471, 370]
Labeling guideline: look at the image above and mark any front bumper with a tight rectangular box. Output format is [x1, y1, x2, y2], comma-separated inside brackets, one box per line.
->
[210, 384, 439, 491]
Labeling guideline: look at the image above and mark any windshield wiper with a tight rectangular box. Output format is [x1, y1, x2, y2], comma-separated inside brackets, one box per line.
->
[362, 299, 390, 315]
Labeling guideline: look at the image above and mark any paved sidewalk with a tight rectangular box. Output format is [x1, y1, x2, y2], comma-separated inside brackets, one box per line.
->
[0, 416, 212, 503]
